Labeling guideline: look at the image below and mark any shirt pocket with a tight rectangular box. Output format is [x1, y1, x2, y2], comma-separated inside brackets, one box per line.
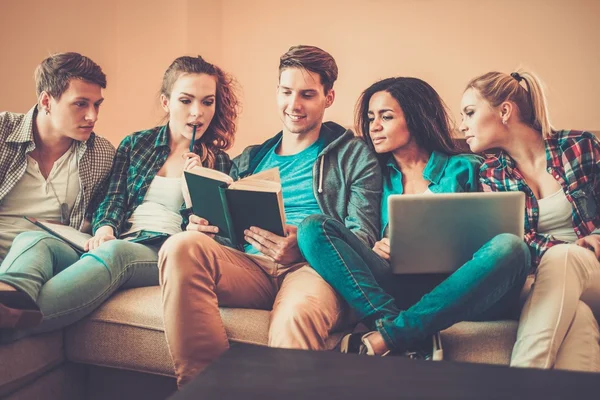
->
[569, 182, 597, 222]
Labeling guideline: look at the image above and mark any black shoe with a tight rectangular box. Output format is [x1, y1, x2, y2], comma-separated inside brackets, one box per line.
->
[0, 291, 43, 329]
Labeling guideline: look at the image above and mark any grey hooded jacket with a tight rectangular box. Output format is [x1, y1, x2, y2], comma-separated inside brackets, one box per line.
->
[230, 121, 382, 247]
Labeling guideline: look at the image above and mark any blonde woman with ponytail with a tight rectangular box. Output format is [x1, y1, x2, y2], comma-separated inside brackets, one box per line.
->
[0, 56, 239, 340]
[459, 70, 600, 372]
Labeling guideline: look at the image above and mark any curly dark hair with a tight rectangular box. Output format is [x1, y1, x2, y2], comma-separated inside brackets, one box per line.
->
[355, 77, 459, 164]
[161, 55, 240, 168]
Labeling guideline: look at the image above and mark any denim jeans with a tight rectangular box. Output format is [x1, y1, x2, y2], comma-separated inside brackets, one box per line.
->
[0, 231, 160, 342]
[297, 214, 531, 351]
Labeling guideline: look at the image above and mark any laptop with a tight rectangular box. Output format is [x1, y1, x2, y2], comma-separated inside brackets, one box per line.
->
[388, 192, 525, 274]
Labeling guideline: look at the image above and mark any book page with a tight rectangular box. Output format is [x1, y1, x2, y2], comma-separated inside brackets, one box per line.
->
[240, 168, 280, 183]
[230, 168, 281, 192]
[229, 180, 281, 192]
[277, 191, 286, 229]
[37, 220, 92, 249]
[185, 166, 233, 184]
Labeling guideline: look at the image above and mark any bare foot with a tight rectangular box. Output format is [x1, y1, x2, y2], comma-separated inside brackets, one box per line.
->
[0, 282, 17, 292]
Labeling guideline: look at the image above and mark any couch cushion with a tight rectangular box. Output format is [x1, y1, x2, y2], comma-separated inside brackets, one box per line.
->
[0, 330, 64, 397]
[441, 320, 518, 365]
[4, 363, 85, 400]
[65, 286, 344, 377]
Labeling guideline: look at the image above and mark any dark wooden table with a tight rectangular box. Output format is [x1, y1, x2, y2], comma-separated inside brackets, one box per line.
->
[170, 343, 600, 400]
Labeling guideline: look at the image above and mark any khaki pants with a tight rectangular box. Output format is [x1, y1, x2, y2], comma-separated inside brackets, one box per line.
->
[158, 232, 347, 386]
[512, 244, 600, 371]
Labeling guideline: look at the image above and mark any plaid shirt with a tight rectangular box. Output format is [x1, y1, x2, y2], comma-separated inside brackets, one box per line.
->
[0, 106, 115, 231]
[92, 125, 232, 236]
[480, 130, 600, 267]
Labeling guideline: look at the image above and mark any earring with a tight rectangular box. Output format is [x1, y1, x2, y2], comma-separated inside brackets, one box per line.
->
[502, 119, 507, 125]
[45, 109, 50, 115]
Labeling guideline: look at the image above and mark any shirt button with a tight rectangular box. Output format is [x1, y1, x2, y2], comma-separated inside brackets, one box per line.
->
[555, 175, 560, 179]
[576, 230, 581, 235]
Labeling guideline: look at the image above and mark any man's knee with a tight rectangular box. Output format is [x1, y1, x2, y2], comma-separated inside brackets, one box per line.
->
[159, 232, 218, 280]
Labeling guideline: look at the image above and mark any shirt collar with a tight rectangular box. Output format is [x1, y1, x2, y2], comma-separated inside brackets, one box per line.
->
[153, 124, 170, 149]
[6, 105, 37, 144]
[385, 150, 448, 184]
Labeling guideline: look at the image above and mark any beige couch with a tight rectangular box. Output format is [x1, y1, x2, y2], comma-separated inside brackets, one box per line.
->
[0, 284, 524, 400]
[6, 132, 600, 399]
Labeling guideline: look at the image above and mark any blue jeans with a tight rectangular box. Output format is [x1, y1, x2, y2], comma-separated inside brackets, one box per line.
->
[0, 231, 160, 342]
[297, 214, 531, 351]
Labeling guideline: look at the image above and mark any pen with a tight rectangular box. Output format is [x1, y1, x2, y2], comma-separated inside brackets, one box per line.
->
[189, 124, 197, 152]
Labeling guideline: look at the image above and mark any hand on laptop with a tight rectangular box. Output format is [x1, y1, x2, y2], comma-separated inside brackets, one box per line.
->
[186, 215, 219, 238]
[373, 238, 390, 260]
[575, 235, 600, 259]
[244, 225, 303, 264]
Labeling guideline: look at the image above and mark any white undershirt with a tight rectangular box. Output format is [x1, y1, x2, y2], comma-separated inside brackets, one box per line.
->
[121, 175, 184, 237]
[0, 146, 80, 259]
[537, 189, 577, 243]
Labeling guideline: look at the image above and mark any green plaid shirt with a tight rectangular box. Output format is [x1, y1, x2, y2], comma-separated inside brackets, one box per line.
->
[92, 125, 232, 236]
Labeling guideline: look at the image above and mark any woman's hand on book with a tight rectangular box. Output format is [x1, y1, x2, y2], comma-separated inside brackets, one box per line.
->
[186, 215, 219, 238]
[85, 226, 116, 251]
[372, 238, 390, 260]
[181, 152, 203, 207]
[244, 225, 303, 264]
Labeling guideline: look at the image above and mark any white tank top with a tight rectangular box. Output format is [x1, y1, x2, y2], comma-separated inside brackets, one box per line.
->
[537, 189, 577, 243]
[121, 175, 184, 237]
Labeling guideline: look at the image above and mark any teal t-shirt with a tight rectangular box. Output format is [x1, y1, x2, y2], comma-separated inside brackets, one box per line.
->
[244, 137, 323, 254]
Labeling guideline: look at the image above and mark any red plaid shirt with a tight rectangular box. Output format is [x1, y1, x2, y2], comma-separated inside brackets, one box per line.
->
[480, 130, 600, 268]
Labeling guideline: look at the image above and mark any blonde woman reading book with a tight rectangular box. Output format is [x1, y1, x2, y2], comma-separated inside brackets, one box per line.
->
[0, 56, 239, 342]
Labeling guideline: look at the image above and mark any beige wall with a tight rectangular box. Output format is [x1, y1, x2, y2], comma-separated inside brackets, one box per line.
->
[1, 0, 599, 156]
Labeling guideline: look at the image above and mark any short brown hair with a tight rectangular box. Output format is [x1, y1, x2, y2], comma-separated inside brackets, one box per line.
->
[161, 55, 240, 169]
[279, 45, 338, 93]
[34, 52, 107, 99]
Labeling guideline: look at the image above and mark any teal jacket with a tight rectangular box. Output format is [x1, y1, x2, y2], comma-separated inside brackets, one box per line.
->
[231, 121, 382, 247]
[380, 151, 482, 237]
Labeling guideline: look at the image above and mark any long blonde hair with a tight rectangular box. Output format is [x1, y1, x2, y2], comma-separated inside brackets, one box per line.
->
[465, 69, 556, 138]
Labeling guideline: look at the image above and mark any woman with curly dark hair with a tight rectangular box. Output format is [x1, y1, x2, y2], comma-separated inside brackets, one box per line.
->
[298, 77, 530, 359]
[0, 55, 240, 340]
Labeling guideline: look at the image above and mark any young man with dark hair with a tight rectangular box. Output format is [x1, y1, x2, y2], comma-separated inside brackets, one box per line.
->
[159, 45, 382, 386]
[0, 52, 115, 327]
[0, 52, 115, 261]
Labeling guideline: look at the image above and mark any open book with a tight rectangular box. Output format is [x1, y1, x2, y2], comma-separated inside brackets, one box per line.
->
[24, 217, 92, 252]
[183, 167, 286, 247]
[24, 217, 170, 253]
